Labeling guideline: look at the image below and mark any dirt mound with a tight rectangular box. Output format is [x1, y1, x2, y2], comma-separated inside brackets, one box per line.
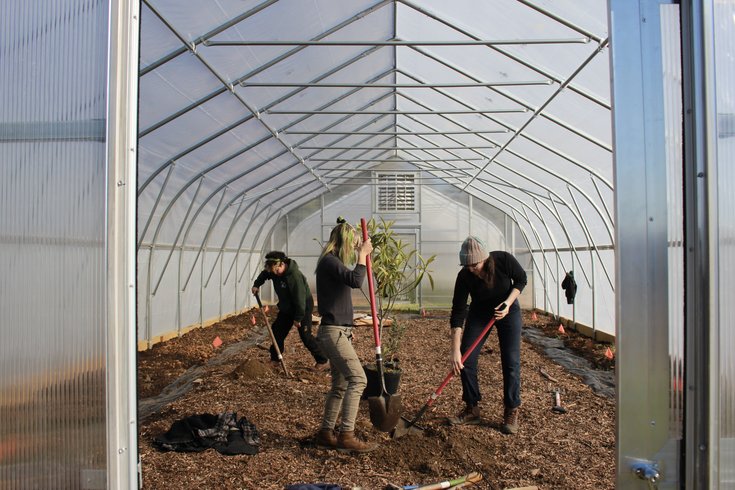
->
[230, 359, 272, 380]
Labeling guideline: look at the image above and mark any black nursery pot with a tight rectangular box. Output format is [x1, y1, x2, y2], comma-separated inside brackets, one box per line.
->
[361, 361, 401, 399]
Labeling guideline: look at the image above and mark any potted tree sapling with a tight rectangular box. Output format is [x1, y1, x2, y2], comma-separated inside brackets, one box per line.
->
[362, 217, 435, 398]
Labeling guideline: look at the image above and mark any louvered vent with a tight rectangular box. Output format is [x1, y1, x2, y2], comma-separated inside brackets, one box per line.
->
[376, 172, 416, 212]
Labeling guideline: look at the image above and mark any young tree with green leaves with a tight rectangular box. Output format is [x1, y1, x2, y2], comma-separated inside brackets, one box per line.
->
[365, 217, 435, 363]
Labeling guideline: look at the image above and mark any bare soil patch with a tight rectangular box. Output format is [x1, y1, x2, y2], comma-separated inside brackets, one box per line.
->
[138, 309, 615, 490]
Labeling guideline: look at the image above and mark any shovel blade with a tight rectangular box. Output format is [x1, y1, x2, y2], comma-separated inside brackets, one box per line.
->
[367, 393, 402, 432]
[391, 416, 424, 439]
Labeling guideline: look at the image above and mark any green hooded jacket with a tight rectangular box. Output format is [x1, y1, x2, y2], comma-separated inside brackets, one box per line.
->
[253, 258, 310, 322]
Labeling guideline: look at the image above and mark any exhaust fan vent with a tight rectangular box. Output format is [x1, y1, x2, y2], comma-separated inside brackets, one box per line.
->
[376, 173, 416, 212]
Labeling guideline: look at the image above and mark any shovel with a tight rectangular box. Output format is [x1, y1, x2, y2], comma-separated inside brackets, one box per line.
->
[254, 292, 291, 378]
[392, 317, 497, 438]
[361, 218, 402, 432]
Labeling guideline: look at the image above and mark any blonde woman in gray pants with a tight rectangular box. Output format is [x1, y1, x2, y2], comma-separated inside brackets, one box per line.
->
[313, 218, 376, 454]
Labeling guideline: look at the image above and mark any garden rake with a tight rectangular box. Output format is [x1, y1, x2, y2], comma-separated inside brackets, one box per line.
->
[392, 317, 497, 439]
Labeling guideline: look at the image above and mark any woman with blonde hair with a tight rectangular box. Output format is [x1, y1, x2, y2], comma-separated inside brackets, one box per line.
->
[313, 218, 376, 453]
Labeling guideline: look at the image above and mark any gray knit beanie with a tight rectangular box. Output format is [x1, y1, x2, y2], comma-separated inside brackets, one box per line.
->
[459, 236, 488, 266]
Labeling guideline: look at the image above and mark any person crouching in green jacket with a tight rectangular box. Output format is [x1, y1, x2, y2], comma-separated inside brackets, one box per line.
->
[252, 251, 329, 371]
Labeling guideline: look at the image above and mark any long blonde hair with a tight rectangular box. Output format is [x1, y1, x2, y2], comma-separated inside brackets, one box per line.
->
[318, 217, 359, 265]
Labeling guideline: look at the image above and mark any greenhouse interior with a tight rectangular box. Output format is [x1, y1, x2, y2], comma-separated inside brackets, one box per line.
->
[2, 0, 734, 488]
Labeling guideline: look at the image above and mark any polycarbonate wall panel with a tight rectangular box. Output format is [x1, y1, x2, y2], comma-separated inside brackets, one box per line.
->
[139, 245, 251, 346]
[202, 249, 224, 325]
[0, 1, 109, 488]
[661, 4, 685, 447]
[528, 246, 614, 337]
[137, 249, 151, 343]
[236, 253, 261, 313]
[266, 183, 534, 310]
[713, 0, 735, 484]
[593, 250, 615, 337]
[531, 252, 548, 311]
[576, 252, 595, 328]
[221, 251, 240, 314]
[146, 246, 181, 341]
[557, 250, 585, 324]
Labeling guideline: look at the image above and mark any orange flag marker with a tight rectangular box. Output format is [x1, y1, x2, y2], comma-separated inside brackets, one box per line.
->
[604, 346, 614, 359]
[531, 311, 538, 321]
[212, 336, 223, 348]
[558, 323, 566, 334]
[251, 315, 257, 325]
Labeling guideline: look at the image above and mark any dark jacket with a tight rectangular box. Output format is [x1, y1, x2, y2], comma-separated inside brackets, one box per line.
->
[561, 271, 577, 304]
[252, 259, 310, 322]
[315, 252, 367, 326]
[450, 250, 527, 328]
[153, 412, 259, 455]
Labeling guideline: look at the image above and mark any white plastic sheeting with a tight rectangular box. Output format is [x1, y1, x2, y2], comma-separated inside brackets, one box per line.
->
[137, 0, 614, 342]
[1, 1, 111, 487]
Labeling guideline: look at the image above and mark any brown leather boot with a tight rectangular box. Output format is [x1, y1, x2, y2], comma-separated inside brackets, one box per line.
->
[448, 404, 481, 425]
[315, 429, 337, 449]
[336, 431, 378, 454]
[501, 406, 520, 434]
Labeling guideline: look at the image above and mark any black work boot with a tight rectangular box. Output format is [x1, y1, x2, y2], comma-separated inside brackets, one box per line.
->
[448, 404, 481, 425]
[501, 405, 520, 434]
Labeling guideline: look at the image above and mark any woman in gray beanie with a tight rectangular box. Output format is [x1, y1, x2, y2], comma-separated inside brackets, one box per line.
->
[448, 236, 527, 434]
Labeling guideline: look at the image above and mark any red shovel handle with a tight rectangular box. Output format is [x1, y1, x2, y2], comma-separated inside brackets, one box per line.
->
[429, 317, 496, 405]
[401, 317, 498, 430]
[360, 218, 381, 349]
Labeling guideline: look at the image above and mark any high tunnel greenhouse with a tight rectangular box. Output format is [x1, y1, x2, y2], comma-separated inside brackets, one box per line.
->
[1, 0, 734, 488]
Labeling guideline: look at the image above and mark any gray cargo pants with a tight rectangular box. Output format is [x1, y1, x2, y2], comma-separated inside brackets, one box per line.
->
[317, 325, 367, 432]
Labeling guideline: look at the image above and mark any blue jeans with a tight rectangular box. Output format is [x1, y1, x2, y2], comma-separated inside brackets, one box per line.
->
[459, 300, 522, 409]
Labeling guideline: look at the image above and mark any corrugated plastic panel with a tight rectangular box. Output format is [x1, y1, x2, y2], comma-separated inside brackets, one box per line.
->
[713, 0, 735, 484]
[0, 0, 109, 488]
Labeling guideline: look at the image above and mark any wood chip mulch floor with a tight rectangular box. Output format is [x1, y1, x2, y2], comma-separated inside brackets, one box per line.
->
[138, 309, 615, 490]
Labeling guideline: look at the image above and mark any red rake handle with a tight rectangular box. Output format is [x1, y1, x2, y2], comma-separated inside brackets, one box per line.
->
[402, 317, 497, 430]
[428, 317, 497, 407]
[360, 218, 381, 350]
